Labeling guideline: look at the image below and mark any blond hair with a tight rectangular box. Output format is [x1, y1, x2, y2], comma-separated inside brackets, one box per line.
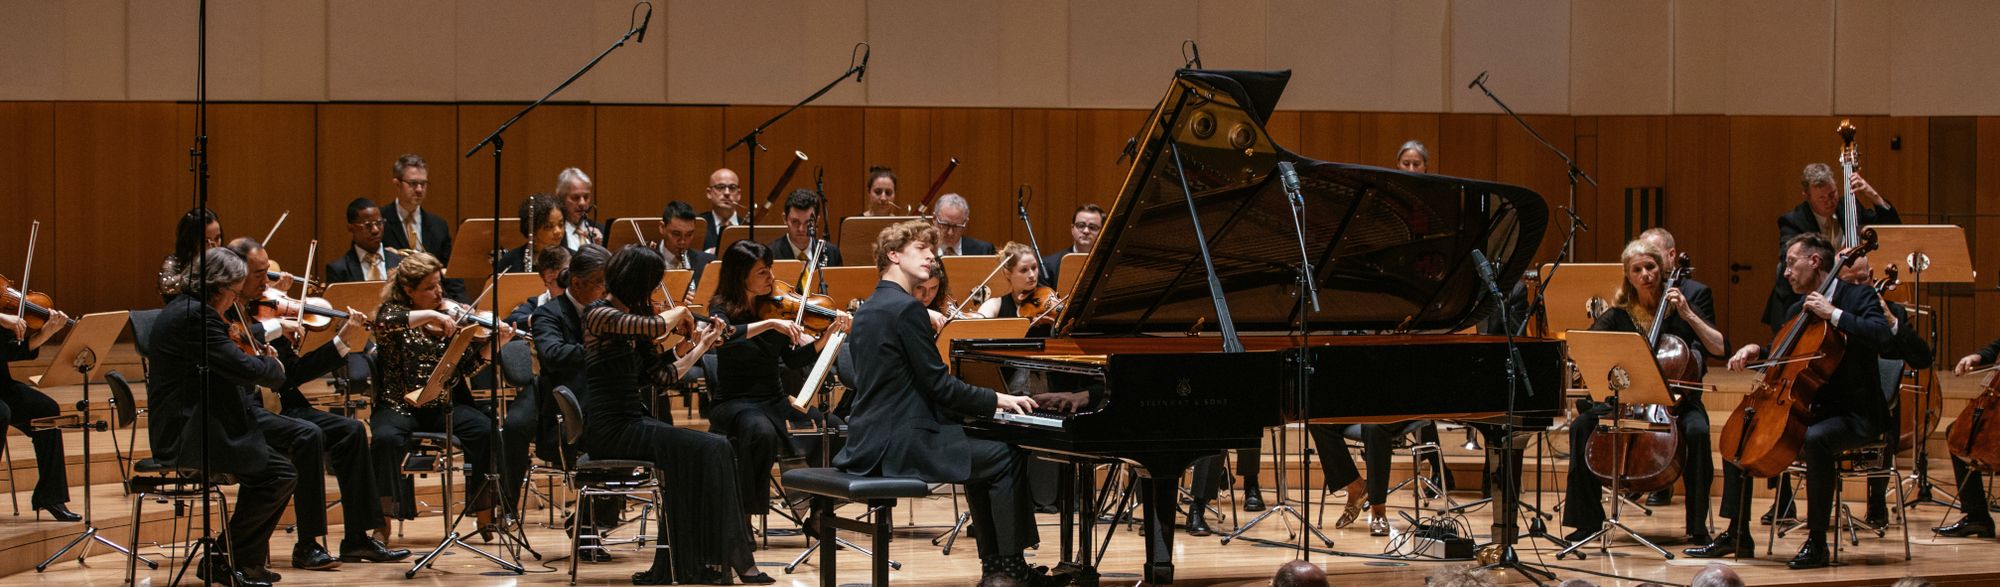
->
[382, 251, 444, 307]
[874, 219, 939, 271]
[1613, 239, 1666, 311]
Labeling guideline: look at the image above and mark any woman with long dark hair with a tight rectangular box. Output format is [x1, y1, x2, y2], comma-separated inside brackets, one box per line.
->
[579, 245, 767, 584]
[705, 240, 850, 521]
[160, 208, 222, 300]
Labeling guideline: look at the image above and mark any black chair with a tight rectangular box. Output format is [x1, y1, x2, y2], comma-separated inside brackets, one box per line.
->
[111, 370, 207, 585]
[549, 386, 665, 585]
[781, 468, 930, 586]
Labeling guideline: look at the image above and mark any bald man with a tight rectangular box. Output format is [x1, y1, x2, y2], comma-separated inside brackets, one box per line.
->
[699, 168, 744, 252]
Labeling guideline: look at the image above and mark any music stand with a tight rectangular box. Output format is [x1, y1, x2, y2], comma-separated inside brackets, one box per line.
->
[818, 266, 879, 308]
[1868, 224, 1974, 512]
[651, 269, 695, 306]
[445, 218, 526, 278]
[716, 225, 785, 251]
[405, 327, 526, 577]
[689, 261, 724, 308]
[839, 216, 923, 266]
[473, 273, 544, 314]
[304, 280, 386, 350]
[1556, 330, 1677, 561]
[1531, 263, 1623, 339]
[1055, 253, 1089, 296]
[940, 255, 1007, 307]
[31, 311, 154, 572]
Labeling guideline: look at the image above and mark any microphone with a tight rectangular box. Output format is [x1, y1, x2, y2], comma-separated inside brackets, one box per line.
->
[1275, 161, 1304, 207]
[1468, 70, 1488, 89]
[1469, 249, 1504, 298]
[636, 3, 652, 43]
[857, 44, 870, 82]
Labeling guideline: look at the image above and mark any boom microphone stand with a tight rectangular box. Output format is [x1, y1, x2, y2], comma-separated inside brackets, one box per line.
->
[1468, 71, 1596, 263]
[727, 43, 868, 245]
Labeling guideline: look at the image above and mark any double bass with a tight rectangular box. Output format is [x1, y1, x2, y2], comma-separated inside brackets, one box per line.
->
[1584, 253, 1693, 492]
[1719, 230, 1878, 477]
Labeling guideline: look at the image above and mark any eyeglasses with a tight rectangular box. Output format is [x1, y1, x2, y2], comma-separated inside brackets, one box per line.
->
[397, 179, 429, 188]
[934, 220, 967, 230]
[351, 220, 385, 229]
[709, 183, 741, 192]
[1072, 222, 1102, 231]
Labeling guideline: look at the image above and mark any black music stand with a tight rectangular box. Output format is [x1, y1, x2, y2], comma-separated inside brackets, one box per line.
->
[404, 328, 525, 578]
[32, 312, 155, 572]
[1555, 331, 1677, 561]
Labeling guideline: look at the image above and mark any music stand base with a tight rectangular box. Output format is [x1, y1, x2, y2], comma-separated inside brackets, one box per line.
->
[35, 525, 155, 572]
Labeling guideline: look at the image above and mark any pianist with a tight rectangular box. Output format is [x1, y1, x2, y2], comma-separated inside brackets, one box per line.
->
[833, 219, 1059, 586]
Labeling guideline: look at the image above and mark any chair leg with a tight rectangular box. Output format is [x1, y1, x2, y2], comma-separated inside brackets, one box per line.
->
[874, 502, 893, 586]
[652, 484, 673, 582]
[1893, 468, 1912, 560]
[569, 488, 583, 585]
[817, 497, 836, 587]
[127, 491, 146, 585]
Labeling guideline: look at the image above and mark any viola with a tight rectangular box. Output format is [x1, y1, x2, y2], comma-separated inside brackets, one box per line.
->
[0, 273, 73, 331]
[1719, 230, 1878, 477]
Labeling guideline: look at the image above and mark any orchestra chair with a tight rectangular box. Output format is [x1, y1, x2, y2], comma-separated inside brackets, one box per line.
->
[782, 467, 931, 586]
[549, 386, 666, 585]
[1770, 440, 1911, 562]
[110, 370, 207, 584]
[116, 308, 166, 487]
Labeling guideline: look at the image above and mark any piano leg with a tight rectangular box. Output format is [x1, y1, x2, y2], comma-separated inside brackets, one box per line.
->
[1139, 473, 1181, 584]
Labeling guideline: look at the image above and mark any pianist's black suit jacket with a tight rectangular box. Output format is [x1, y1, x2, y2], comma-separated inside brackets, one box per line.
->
[146, 295, 287, 475]
[834, 280, 999, 483]
[324, 246, 405, 284]
[1761, 201, 1900, 330]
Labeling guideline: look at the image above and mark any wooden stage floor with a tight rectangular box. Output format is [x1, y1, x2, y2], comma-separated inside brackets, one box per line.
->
[0, 483, 1989, 586]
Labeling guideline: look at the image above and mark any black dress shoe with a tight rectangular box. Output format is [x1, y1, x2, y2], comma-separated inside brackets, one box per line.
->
[338, 537, 411, 563]
[1866, 511, 1890, 529]
[37, 505, 81, 523]
[1242, 491, 1265, 512]
[1760, 504, 1797, 526]
[1185, 514, 1212, 537]
[196, 556, 273, 587]
[1934, 517, 1997, 538]
[1563, 528, 1596, 543]
[1646, 490, 1673, 506]
[242, 565, 282, 583]
[1683, 531, 1752, 559]
[290, 544, 340, 571]
[737, 571, 777, 584]
[576, 536, 613, 563]
[1786, 539, 1829, 569]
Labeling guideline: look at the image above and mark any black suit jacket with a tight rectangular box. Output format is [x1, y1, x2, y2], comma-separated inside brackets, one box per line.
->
[834, 280, 999, 482]
[324, 246, 405, 284]
[658, 245, 716, 286]
[532, 294, 589, 406]
[1771, 280, 1895, 430]
[1038, 246, 1078, 287]
[1762, 201, 1901, 330]
[269, 335, 349, 413]
[698, 211, 739, 252]
[146, 295, 287, 475]
[769, 237, 844, 267]
[943, 236, 996, 257]
[383, 205, 467, 301]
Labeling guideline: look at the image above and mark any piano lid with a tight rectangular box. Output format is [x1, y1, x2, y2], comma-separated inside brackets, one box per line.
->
[1059, 69, 1547, 336]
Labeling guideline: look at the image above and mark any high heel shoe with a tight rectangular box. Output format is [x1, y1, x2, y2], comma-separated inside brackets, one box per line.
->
[36, 505, 81, 523]
[1334, 481, 1367, 529]
[738, 570, 777, 584]
[1368, 515, 1391, 537]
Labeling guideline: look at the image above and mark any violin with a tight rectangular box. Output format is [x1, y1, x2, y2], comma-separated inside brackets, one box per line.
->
[1584, 253, 1695, 493]
[762, 280, 842, 337]
[253, 288, 349, 331]
[225, 303, 270, 357]
[1719, 229, 1878, 478]
[0, 273, 74, 331]
[1015, 285, 1066, 326]
[424, 300, 530, 341]
[263, 259, 326, 296]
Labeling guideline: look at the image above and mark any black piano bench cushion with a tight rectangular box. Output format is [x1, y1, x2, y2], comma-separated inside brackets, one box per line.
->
[782, 468, 930, 501]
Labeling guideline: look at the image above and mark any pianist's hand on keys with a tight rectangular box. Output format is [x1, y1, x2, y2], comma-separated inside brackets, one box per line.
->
[996, 393, 1038, 414]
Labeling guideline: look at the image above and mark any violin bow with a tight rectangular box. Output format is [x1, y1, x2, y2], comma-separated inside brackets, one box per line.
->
[262, 210, 290, 248]
[16, 220, 38, 323]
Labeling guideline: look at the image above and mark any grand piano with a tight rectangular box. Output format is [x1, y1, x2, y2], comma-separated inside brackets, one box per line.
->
[959, 69, 1567, 585]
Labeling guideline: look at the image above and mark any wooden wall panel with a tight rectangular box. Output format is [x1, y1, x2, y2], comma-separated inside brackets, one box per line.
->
[1579, 116, 1669, 257]
[1856, 116, 1930, 220]
[0, 103, 57, 301]
[1290, 112, 1440, 170]
[53, 102, 190, 314]
[204, 104, 318, 274]
[593, 106, 727, 224]
[457, 105, 595, 231]
[314, 104, 459, 271]
[860, 108, 936, 217]
[1664, 115, 1734, 335]
[1011, 109, 1083, 254]
[719, 106, 866, 242]
[1072, 109, 1149, 209]
[928, 109, 1015, 247]
[1972, 119, 2000, 359]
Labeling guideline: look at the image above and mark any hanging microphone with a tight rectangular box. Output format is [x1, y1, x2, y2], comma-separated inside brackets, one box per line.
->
[1468, 70, 1488, 89]
[1276, 161, 1304, 207]
[635, 2, 652, 43]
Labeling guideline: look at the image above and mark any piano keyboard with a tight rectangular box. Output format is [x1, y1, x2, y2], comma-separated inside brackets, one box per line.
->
[991, 410, 1068, 429]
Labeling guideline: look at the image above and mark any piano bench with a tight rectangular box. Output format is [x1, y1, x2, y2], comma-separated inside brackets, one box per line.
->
[780, 468, 930, 587]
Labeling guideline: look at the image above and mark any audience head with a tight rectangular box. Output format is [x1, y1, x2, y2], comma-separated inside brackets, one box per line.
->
[1270, 560, 1328, 587]
[1689, 562, 1744, 587]
[1425, 564, 1496, 587]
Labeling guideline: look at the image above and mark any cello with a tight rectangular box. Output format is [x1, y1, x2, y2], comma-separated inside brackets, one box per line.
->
[1584, 253, 1695, 493]
[1949, 362, 2000, 471]
[1719, 230, 1879, 477]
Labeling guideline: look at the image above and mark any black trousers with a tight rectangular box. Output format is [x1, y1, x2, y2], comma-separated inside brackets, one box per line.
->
[370, 403, 496, 519]
[587, 417, 754, 581]
[1954, 454, 1993, 524]
[1189, 449, 1263, 501]
[277, 405, 384, 540]
[498, 384, 560, 510]
[1565, 398, 1712, 536]
[1719, 413, 1875, 539]
[224, 452, 298, 567]
[709, 397, 841, 515]
[0, 381, 68, 508]
[963, 437, 1039, 561]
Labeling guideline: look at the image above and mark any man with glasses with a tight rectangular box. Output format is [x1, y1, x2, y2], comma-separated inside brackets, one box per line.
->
[327, 198, 404, 284]
[658, 200, 717, 284]
[700, 168, 744, 252]
[932, 193, 994, 256]
[1039, 204, 1103, 287]
[381, 154, 464, 300]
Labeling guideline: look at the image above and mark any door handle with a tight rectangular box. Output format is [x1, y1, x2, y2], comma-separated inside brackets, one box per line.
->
[1729, 263, 1752, 284]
